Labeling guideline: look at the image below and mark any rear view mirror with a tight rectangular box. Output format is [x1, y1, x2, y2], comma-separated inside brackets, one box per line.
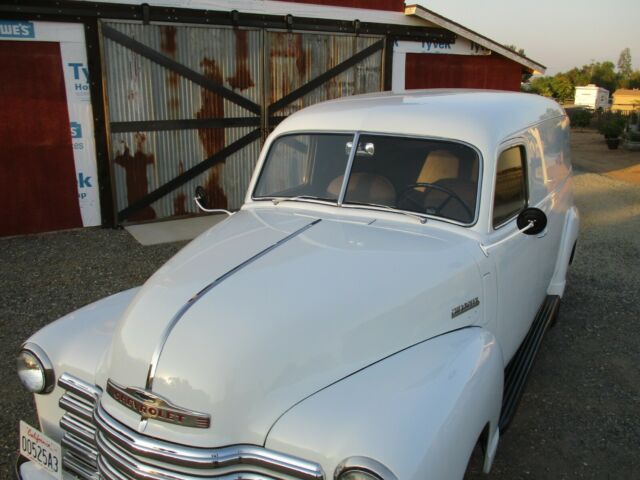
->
[517, 207, 547, 235]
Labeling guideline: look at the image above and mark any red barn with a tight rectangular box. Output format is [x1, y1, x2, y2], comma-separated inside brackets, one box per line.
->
[0, 0, 545, 232]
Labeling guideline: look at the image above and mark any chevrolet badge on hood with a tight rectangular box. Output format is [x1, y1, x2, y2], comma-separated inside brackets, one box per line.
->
[106, 379, 210, 428]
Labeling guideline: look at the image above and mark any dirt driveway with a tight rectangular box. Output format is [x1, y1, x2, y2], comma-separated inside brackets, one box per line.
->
[1, 130, 638, 479]
[469, 130, 640, 478]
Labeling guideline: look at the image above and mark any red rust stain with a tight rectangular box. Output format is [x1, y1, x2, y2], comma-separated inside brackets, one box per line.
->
[167, 98, 180, 112]
[160, 26, 177, 57]
[114, 133, 157, 221]
[227, 30, 255, 91]
[270, 33, 307, 78]
[269, 33, 309, 107]
[173, 162, 187, 216]
[196, 57, 228, 209]
[269, 33, 308, 107]
[294, 35, 307, 77]
[160, 26, 180, 116]
[167, 71, 180, 88]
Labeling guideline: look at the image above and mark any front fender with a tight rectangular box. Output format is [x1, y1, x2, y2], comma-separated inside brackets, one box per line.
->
[25, 288, 139, 441]
[265, 327, 503, 480]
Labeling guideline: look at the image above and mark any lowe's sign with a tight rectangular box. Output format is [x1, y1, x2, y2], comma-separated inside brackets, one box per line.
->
[0, 20, 35, 39]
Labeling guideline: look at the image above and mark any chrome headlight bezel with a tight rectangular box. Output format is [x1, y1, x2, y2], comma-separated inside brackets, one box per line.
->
[17, 343, 55, 394]
[335, 456, 398, 480]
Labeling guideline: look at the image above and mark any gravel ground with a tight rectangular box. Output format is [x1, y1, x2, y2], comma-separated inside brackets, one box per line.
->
[0, 230, 185, 478]
[1, 133, 638, 479]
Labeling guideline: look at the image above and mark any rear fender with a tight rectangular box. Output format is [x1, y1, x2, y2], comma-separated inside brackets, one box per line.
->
[548, 205, 579, 297]
[266, 327, 504, 480]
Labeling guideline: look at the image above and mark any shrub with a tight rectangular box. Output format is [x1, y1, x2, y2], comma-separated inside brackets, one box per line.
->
[567, 108, 593, 128]
[597, 112, 626, 138]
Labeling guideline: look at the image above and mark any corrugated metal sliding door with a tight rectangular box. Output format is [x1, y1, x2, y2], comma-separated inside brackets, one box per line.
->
[102, 23, 262, 223]
[101, 22, 383, 223]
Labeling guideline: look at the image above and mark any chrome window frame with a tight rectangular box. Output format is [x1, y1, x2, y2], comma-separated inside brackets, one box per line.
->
[491, 141, 529, 230]
[252, 131, 355, 206]
[252, 130, 484, 227]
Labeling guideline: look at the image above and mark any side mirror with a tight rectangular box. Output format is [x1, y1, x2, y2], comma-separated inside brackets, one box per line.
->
[193, 186, 233, 216]
[517, 207, 547, 235]
[195, 186, 209, 209]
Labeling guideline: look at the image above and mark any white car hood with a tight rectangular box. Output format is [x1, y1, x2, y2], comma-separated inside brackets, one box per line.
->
[100, 208, 483, 447]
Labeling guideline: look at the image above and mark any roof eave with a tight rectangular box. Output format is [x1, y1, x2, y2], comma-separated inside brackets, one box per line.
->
[405, 4, 546, 75]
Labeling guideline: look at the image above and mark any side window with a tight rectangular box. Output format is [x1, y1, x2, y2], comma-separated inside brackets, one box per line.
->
[493, 146, 527, 228]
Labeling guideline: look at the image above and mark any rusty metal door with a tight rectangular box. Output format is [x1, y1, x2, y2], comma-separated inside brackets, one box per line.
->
[100, 22, 383, 223]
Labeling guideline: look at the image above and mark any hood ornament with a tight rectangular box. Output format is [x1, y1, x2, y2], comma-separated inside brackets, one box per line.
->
[106, 379, 210, 429]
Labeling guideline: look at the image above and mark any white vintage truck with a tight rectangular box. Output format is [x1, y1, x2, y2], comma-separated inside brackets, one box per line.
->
[17, 90, 579, 480]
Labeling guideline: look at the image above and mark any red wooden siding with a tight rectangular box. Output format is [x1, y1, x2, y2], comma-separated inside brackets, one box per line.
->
[405, 53, 522, 91]
[282, 0, 405, 11]
[0, 41, 82, 236]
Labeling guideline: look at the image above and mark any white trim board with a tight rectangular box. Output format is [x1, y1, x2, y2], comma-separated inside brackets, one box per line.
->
[405, 4, 546, 74]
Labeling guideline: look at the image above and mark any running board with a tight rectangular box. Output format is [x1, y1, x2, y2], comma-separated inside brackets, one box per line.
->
[499, 295, 561, 432]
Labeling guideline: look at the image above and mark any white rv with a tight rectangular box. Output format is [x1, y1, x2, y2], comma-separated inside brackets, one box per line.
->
[574, 84, 609, 110]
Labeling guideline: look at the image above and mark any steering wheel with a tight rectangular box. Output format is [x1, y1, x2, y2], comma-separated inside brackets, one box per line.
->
[397, 182, 473, 221]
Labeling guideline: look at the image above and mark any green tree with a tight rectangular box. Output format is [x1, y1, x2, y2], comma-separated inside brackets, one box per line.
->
[566, 65, 592, 87]
[590, 61, 618, 92]
[550, 74, 574, 102]
[504, 44, 526, 56]
[628, 70, 640, 89]
[617, 48, 633, 82]
[530, 76, 553, 97]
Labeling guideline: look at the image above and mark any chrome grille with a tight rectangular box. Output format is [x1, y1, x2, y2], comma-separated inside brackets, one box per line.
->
[58, 373, 324, 480]
[58, 373, 102, 480]
[95, 403, 324, 480]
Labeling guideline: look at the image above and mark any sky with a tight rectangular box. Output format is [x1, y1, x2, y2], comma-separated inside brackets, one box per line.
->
[415, 0, 640, 75]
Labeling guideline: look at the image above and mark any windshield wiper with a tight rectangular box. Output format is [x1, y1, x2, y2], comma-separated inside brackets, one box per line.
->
[346, 202, 428, 224]
[265, 196, 428, 224]
[270, 195, 330, 205]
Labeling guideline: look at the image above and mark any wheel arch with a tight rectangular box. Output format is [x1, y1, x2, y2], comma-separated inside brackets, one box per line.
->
[265, 327, 504, 480]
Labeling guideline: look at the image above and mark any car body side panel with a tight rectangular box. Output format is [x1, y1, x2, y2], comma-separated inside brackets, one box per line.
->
[265, 327, 503, 480]
[480, 114, 574, 363]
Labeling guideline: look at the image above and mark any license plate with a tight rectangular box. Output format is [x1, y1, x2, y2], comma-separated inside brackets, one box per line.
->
[19, 421, 62, 479]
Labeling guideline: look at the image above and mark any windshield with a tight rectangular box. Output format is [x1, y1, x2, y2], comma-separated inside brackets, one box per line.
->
[253, 133, 480, 224]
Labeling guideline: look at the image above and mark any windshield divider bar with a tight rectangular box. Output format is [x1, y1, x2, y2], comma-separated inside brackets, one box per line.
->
[337, 132, 359, 207]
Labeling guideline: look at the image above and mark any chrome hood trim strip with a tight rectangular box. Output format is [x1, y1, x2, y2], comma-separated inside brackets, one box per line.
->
[145, 218, 321, 390]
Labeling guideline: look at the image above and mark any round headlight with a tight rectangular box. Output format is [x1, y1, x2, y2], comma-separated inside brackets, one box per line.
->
[338, 471, 380, 480]
[17, 344, 55, 394]
[335, 457, 397, 480]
